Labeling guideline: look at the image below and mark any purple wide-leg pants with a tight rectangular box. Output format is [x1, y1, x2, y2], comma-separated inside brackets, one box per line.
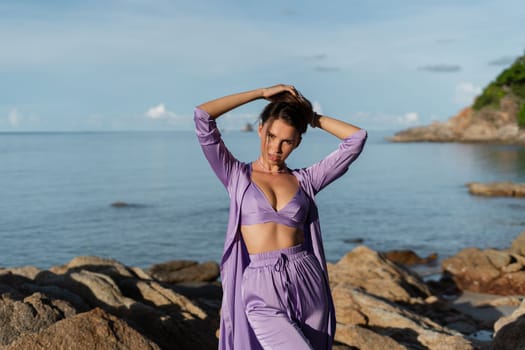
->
[241, 244, 330, 350]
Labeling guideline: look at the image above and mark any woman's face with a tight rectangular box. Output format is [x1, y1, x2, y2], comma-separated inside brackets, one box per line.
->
[258, 117, 301, 166]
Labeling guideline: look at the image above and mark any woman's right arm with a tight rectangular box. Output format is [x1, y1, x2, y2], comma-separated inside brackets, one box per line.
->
[197, 84, 297, 119]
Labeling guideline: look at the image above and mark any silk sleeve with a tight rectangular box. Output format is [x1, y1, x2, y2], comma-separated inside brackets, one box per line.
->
[304, 129, 367, 194]
[194, 107, 241, 189]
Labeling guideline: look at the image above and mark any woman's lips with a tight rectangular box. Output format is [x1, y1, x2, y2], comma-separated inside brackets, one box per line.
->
[268, 154, 281, 162]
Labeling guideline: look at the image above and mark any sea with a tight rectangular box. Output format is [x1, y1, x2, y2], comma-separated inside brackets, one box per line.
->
[1, 129, 525, 270]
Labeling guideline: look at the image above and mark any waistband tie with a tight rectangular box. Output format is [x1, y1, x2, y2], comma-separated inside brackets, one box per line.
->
[273, 253, 302, 323]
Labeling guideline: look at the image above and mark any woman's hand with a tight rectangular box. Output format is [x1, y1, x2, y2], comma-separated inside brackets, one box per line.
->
[261, 84, 298, 101]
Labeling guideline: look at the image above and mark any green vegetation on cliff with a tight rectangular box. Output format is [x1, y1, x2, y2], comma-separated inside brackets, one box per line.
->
[473, 53, 525, 128]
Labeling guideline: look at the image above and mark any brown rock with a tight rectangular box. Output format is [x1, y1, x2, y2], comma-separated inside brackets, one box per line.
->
[1, 308, 161, 350]
[0, 292, 77, 345]
[383, 249, 438, 266]
[467, 182, 525, 197]
[442, 247, 525, 295]
[331, 285, 474, 350]
[442, 248, 500, 290]
[336, 324, 408, 350]
[149, 260, 220, 283]
[510, 230, 525, 256]
[329, 246, 432, 302]
[388, 96, 525, 146]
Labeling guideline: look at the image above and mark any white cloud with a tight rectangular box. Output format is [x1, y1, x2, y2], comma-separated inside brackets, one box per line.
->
[454, 82, 482, 106]
[312, 101, 323, 114]
[397, 112, 420, 125]
[8, 108, 20, 127]
[145, 103, 177, 120]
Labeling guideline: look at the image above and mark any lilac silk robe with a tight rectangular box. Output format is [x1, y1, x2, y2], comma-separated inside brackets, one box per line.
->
[194, 107, 367, 349]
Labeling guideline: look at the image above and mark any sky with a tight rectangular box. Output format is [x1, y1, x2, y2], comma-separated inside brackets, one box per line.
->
[1, 0, 524, 132]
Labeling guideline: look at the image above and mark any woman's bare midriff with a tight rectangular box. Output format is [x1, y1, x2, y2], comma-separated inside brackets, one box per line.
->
[241, 223, 304, 254]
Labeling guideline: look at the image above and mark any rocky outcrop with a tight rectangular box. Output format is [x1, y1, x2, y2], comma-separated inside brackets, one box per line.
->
[329, 246, 432, 302]
[0, 256, 219, 350]
[442, 244, 525, 295]
[389, 96, 525, 145]
[467, 182, 525, 197]
[329, 246, 476, 350]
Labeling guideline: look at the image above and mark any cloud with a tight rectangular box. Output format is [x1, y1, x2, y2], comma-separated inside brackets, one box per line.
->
[314, 66, 342, 72]
[312, 101, 322, 114]
[304, 54, 327, 61]
[3, 108, 41, 130]
[145, 103, 177, 120]
[349, 111, 423, 130]
[418, 64, 461, 73]
[488, 56, 516, 66]
[454, 82, 482, 105]
[8, 108, 20, 127]
[397, 112, 420, 125]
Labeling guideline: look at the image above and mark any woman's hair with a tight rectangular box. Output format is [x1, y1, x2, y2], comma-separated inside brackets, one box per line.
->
[259, 91, 313, 134]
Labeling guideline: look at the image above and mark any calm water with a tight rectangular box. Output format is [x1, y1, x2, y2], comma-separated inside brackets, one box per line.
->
[1, 130, 525, 269]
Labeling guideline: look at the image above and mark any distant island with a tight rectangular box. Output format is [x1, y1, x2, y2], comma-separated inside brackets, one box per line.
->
[241, 123, 254, 132]
[389, 52, 525, 145]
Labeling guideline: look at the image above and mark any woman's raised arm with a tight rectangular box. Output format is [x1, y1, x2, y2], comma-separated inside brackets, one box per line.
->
[312, 112, 362, 140]
[197, 84, 297, 119]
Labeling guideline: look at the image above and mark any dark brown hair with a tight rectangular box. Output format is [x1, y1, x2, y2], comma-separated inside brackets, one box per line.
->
[259, 91, 313, 134]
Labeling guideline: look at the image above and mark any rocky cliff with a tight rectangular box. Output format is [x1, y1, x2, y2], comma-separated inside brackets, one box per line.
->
[390, 53, 525, 145]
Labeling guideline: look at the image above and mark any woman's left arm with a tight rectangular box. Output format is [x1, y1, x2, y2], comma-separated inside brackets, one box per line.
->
[305, 113, 367, 193]
[312, 112, 362, 139]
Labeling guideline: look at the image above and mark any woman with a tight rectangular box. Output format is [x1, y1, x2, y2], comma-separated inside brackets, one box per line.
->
[195, 84, 367, 349]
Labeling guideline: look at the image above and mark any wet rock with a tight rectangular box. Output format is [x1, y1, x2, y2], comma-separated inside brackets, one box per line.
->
[467, 182, 525, 197]
[328, 246, 432, 302]
[148, 260, 220, 283]
[383, 249, 438, 266]
[2, 308, 161, 350]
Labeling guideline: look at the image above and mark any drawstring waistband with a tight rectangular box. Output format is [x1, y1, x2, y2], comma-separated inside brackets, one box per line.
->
[248, 244, 306, 322]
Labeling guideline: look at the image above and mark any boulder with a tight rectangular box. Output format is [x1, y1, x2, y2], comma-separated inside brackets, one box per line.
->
[1, 308, 161, 350]
[148, 260, 220, 283]
[493, 299, 525, 350]
[383, 249, 438, 266]
[0, 292, 77, 346]
[510, 230, 525, 256]
[442, 247, 525, 295]
[329, 246, 432, 302]
[336, 324, 408, 350]
[331, 285, 473, 350]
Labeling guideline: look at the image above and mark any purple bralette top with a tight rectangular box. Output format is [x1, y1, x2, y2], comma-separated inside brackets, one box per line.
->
[240, 181, 309, 229]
